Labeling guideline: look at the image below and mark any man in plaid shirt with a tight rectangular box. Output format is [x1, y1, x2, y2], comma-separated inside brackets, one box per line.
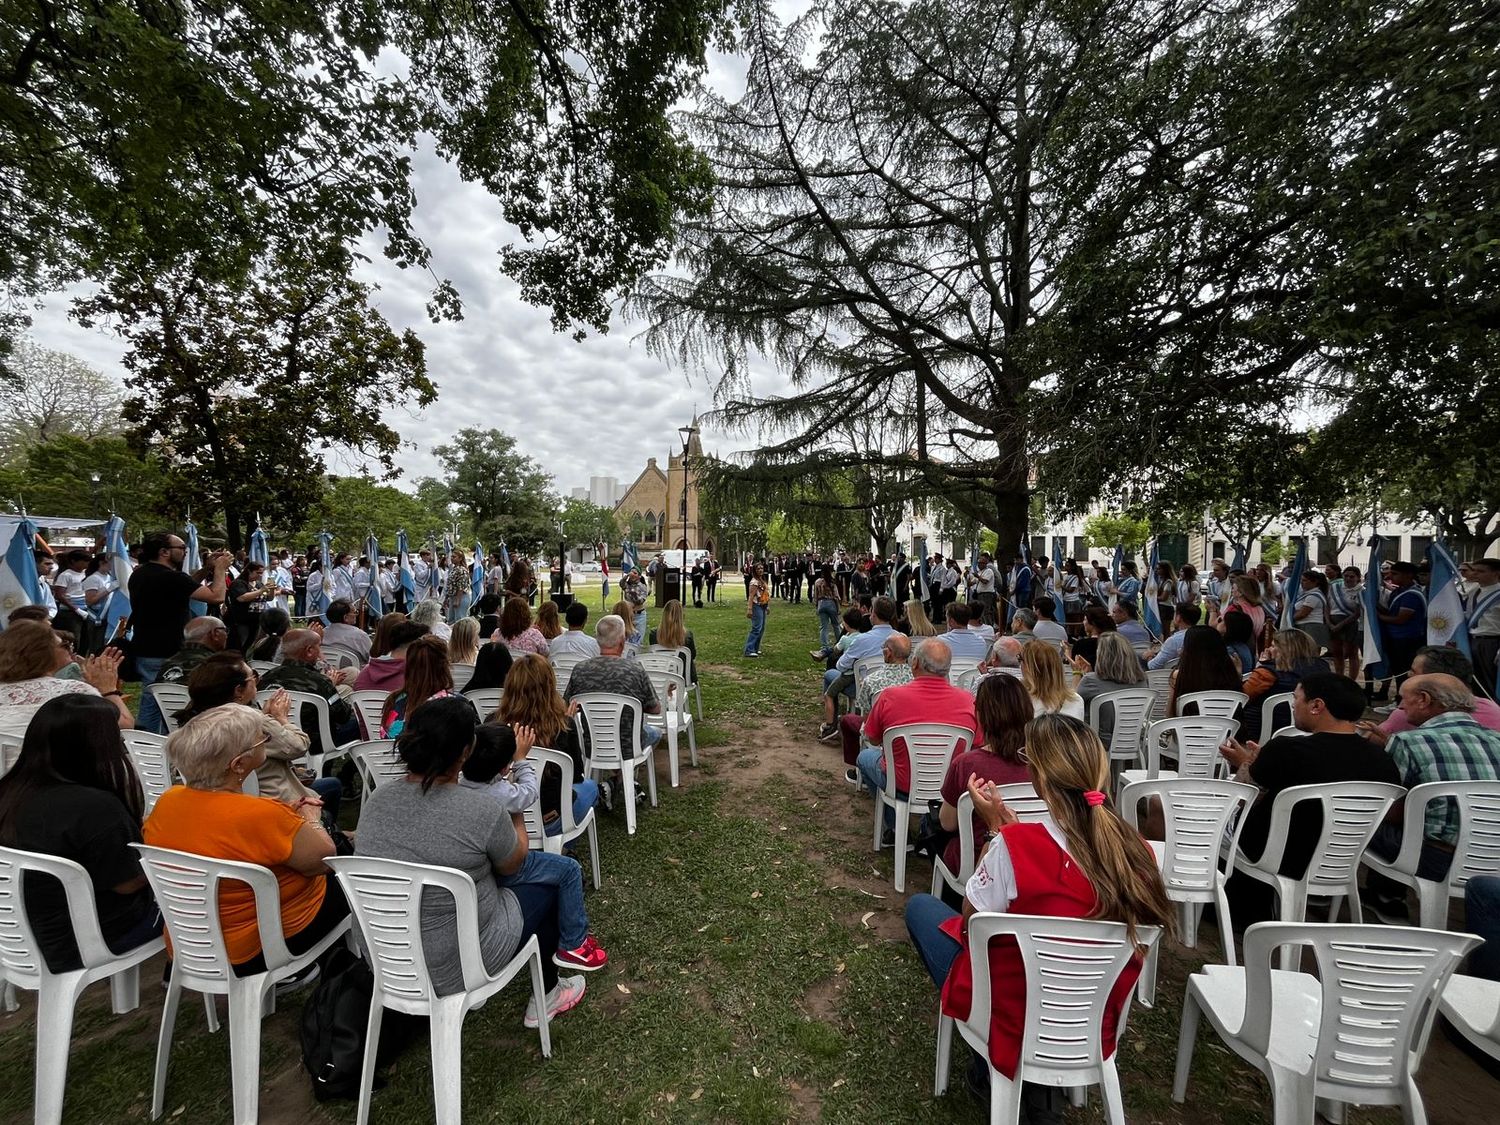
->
[1361, 673, 1500, 923]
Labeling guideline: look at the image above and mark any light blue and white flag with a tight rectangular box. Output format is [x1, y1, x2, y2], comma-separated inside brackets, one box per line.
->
[0, 519, 43, 621]
[917, 550, 930, 604]
[472, 541, 485, 593]
[311, 531, 332, 617]
[1051, 536, 1067, 621]
[1142, 540, 1163, 639]
[1426, 542, 1471, 658]
[427, 537, 441, 597]
[248, 524, 269, 569]
[499, 541, 512, 575]
[1360, 536, 1388, 679]
[621, 538, 638, 573]
[365, 534, 383, 622]
[100, 515, 134, 637]
[1280, 538, 1307, 630]
[1230, 541, 1248, 573]
[1109, 545, 1123, 610]
[397, 530, 417, 602]
[184, 521, 202, 575]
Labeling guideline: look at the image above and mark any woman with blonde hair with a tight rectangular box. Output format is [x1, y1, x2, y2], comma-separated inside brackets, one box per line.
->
[448, 617, 481, 666]
[1240, 627, 1325, 738]
[536, 601, 563, 641]
[904, 598, 939, 637]
[1021, 640, 1085, 719]
[905, 713, 1173, 1108]
[648, 598, 697, 680]
[497, 653, 598, 831]
[611, 600, 636, 647]
[1223, 575, 1266, 637]
[1075, 632, 1146, 743]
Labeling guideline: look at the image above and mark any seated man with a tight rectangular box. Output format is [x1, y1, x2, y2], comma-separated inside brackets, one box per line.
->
[258, 628, 361, 756]
[1146, 603, 1201, 670]
[817, 596, 897, 742]
[1378, 647, 1500, 735]
[321, 599, 371, 663]
[858, 639, 978, 846]
[1111, 601, 1151, 651]
[158, 616, 229, 683]
[941, 602, 991, 661]
[1029, 599, 1070, 648]
[1009, 608, 1036, 643]
[964, 604, 995, 644]
[836, 632, 913, 780]
[1218, 673, 1400, 928]
[550, 602, 601, 658]
[564, 614, 661, 758]
[980, 635, 1025, 679]
[1360, 674, 1500, 923]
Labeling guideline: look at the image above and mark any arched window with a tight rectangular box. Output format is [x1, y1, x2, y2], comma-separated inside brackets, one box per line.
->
[657, 514, 666, 543]
[644, 510, 656, 542]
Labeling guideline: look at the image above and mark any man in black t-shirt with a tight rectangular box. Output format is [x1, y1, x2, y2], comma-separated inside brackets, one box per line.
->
[1219, 672, 1401, 929]
[125, 531, 233, 733]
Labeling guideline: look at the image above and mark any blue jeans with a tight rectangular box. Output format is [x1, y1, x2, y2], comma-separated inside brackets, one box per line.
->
[744, 603, 766, 655]
[1365, 823, 1455, 902]
[856, 746, 906, 828]
[135, 656, 168, 735]
[498, 850, 587, 951]
[508, 881, 561, 991]
[817, 600, 840, 651]
[905, 893, 963, 988]
[630, 607, 647, 646]
[822, 667, 856, 700]
[546, 780, 600, 837]
[1466, 876, 1500, 981]
[447, 594, 471, 623]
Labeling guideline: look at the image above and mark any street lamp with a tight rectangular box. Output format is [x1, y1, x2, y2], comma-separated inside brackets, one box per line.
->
[89, 472, 101, 514]
[676, 423, 699, 607]
[554, 513, 566, 602]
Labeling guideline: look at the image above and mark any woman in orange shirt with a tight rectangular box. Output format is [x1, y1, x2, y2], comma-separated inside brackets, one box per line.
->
[144, 704, 348, 975]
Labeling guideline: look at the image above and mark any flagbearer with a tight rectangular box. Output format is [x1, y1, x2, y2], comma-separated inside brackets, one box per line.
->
[1468, 558, 1500, 700]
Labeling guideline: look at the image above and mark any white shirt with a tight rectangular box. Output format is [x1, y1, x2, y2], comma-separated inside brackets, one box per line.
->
[965, 813, 1072, 912]
[1468, 582, 1500, 637]
[272, 564, 294, 613]
[53, 568, 87, 610]
[1031, 619, 1070, 646]
[81, 571, 116, 619]
[0, 678, 99, 739]
[550, 631, 601, 658]
[971, 565, 997, 594]
[1298, 588, 1327, 625]
[352, 566, 371, 599]
[1032, 694, 1086, 721]
[322, 622, 371, 662]
[330, 566, 355, 602]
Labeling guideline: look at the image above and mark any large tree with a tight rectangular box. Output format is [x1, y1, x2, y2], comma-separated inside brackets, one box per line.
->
[77, 241, 435, 549]
[0, 337, 124, 460]
[431, 427, 559, 551]
[2, 0, 735, 362]
[0, 434, 169, 528]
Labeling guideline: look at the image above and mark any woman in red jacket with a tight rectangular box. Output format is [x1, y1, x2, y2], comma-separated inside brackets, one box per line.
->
[905, 714, 1173, 1117]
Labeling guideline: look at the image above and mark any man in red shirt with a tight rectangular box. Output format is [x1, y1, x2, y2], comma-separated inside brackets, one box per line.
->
[859, 638, 978, 845]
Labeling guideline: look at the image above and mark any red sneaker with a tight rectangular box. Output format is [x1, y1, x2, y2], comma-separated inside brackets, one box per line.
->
[553, 935, 609, 972]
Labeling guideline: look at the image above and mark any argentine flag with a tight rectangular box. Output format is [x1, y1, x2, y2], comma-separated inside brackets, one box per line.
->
[1426, 542, 1471, 658]
[471, 541, 485, 593]
[622, 539, 638, 573]
[1360, 536, 1388, 678]
[428, 537, 442, 597]
[1051, 536, 1067, 622]
[248, 525, 270, 568]
[0, 518, 44, 621]
[1142, 541, 1162, 640]
[311, 531, 332, 616]
[184, 520, 204, 619]
[397, 530, 418, 602]
[1280, 538, 1307, 630]
[101, 515, 134, 638]
[499, 541, 512, 575]
[365, 534, 383, 622]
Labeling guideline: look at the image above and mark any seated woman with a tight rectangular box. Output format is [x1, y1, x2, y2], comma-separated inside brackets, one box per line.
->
[463, 641, 514, 694]
[1068, 607, 1115, 668]
[535, 602, 563, 643]
[1074, 632, 1147, 742]
[497, 654, 599, 833]
[904, 599, 940, 638]
[648, 598, 697, 682]
[935, 675, 1033, 888]
[1168, 625, 1243, 718]
[144, 704, 348, 976]
[177, 653, 343, 823]
[0, 694, 159, 972]
[0, 621, 133, 738]
[1020, 641, 1085, 719]
[448, 617, 481, 669]
[499, 597, 550, 657]
[611, 600, 636, 650]
[1239, 628, 1325, 740]
[1218, 609, 1257, 675]
[905, 714, 1173, 1116]
[381, 635, 458, 738]
[356, 696, 586, 1022]
[409, 598, 451, 642]
[249, 608, 291, 663]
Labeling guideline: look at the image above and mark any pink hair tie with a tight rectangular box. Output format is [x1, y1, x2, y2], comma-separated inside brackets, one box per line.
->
[1083, 789, 1106, 807]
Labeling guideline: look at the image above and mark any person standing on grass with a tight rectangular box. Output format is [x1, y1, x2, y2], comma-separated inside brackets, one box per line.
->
[744, 563, 770, 658]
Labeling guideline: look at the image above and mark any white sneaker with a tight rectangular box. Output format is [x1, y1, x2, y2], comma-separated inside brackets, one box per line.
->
[523, 975, 586, 1029]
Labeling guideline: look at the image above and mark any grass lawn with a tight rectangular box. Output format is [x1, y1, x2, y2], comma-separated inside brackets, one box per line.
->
[1, 598, 1492, 1123]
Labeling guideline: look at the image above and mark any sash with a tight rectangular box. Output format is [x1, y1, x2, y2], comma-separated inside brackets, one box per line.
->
[1468, 585, 1500, 631]
[1330, 581, 1359, 617]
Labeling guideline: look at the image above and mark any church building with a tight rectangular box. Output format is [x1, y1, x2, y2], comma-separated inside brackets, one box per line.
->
[613, 423, 709, 555]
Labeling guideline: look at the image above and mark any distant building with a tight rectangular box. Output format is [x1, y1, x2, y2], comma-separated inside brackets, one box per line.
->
[570, 486, 588, 501]
[613, 422, 708, 554]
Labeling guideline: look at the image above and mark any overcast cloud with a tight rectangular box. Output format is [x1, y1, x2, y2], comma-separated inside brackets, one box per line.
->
[23, 40, 793, 499]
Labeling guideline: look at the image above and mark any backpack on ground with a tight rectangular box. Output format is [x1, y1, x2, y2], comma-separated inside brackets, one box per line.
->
[300, 945, 377, 1101]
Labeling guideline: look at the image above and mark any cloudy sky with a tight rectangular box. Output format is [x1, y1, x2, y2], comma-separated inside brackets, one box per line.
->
[23, 35, 793, 500]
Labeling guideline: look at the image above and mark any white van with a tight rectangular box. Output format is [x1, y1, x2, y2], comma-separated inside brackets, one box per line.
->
[655, 549, 710, 571]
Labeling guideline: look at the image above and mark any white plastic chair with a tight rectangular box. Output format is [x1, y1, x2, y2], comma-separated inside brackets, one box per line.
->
[1439, 973, 1500, 1064]
[1145, 667, 1173, 722]
[0, 846, 172, 1125]
[642, 667, 697, 787]
[133, 844, 352, 1125]
[851, 654, 885, 691]
[1087, 688, 1156, 768]
[1230, 781, 1404, 968]
[1269, 725, 1308, 739]
[1120, 778, 1258, 1006]
[320, 644, 363, 670]
[1173, 922, 1479, 1125]
[549, 651, 587, 694]
[1360, 780, 1500, 930]
[572, 693, 658, 836]
[928, 785, 1050, 899]
[348, 739, 403, 792]
[462, 686, 504, 717]
[324, 856, 552, 1125]
[0, 731, 21, 777]
[955, 668, 983, 693]
[123, 730, 174, 815]
[255, 688, 357, 774]
[147, 682, 192, 733]
[871, 722, 972, 892]
[1115, 717, 1239, 801]
[947, 657, 982, 688]
[1258, 691, 1295, 742]
[517, 747, 601, 889]
[1175, 689, 1248, 720]
[651, 644, 703, 718]
[934, 913, 1160, 1124]
[350, 689, 388, 740]
[449, 662, 475, 687]
[247, 659, 280, 676]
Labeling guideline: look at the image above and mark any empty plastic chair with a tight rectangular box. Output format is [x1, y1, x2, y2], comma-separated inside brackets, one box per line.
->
[147, 682, 192, 733]
[348, 739, 404, 792]
[123, 730, 174, 815]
